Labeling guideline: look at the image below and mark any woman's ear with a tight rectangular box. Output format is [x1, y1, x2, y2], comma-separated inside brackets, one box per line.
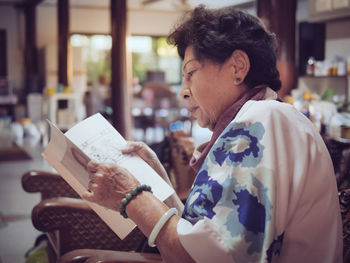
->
[231, 50, 250, 85]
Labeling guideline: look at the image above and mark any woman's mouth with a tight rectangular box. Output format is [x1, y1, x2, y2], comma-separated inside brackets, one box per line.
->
[189, 106, 199, 117]
[189, 106, 199, 115]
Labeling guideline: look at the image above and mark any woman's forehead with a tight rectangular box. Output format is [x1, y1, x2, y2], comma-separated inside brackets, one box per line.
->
[183, 46, 195, 61]
[182, 47, 198, 71]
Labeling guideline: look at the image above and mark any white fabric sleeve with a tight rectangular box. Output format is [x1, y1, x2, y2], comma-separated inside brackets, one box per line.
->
[177, 218, 235, 263]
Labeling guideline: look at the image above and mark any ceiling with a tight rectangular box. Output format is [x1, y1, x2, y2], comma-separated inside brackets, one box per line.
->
[0, 0, 255, 11]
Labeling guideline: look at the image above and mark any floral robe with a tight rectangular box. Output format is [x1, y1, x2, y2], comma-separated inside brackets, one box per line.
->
[176, 92, 343, 263]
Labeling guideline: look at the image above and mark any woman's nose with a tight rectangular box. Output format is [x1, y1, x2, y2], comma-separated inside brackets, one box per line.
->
[179, 83, 191, 100]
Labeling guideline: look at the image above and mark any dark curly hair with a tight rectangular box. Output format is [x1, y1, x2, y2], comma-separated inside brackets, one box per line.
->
[167, 5, 281, 91]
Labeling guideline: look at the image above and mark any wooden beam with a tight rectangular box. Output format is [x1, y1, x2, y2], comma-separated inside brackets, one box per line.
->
[57, 0, 69, 86]
[257, 0, 297, 97]
[28, 0, 45, 6]
[24, 1, 39, 93]
[110, 0, 131, 138]
[0, 30, 7, 77]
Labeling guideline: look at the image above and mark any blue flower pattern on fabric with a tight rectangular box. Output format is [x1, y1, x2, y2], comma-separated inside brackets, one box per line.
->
[182, 166, 223, 223]
[182, 121, 278, 261]
[219, 171, 273, 257]
[211, 122, 265, 168]
[233, 189, 266, 234]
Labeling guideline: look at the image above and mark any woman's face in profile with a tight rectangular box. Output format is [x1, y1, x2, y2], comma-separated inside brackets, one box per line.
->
[180, 46, 246, 131]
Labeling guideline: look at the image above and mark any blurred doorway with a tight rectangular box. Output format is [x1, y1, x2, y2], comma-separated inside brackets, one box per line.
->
[70, 34, 112, 119]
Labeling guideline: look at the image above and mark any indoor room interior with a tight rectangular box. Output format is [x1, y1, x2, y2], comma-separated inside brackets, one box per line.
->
[0, 0, 350, 262]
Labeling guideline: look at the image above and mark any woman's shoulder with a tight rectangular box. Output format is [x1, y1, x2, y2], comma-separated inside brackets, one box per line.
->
[236, 99, 311, 128]
[232, 99, 323, 146]
[240, 99, 296, 117]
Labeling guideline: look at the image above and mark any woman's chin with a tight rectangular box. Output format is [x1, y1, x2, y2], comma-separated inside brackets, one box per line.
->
[197, 119, 214, 131]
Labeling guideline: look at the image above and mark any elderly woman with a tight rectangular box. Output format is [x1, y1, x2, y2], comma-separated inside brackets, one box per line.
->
[83, 5, 342, 263]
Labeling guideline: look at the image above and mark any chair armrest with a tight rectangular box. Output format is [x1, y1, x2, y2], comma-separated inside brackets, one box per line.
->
[167, 131, 196, 201]
[32, 197, 145, 256]
[339, 188, 350, 262]
[22, 170, 80, 199]
[59, 249, 162, 263]
[339, 188, 350, 223]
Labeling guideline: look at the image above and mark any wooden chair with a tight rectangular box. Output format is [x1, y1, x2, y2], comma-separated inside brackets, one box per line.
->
[22, 170, 80, 200]
[22, 171, 146, 262]
[59, 249, 162, 263]
[22, 170, 83, 262]
[23, 130, 196, 262]
[31, 197, 146, 262]
[339, 188, 350, 262]
[165, 130, 196, 201]
[46, 187, 350, 263]
[322, 136, 350, 190]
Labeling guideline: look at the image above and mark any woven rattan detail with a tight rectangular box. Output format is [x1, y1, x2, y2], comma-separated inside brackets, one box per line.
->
[340, 189, 350, 263]
[22, 171, 80, 199]
[166, 131, 196, 201]
[33, 201, 144, 255]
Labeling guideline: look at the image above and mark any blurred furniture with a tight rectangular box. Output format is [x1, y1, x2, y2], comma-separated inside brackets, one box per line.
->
[57, 186, 350, 263]
[22, 170, 80, 199]
[140, 82, 178, 110]
[45, 93, 82, 130]
[309, 0, 350, 22]
[165, 130, 196, 201]
[339, 188, 350, 263]
[148, 130, 196, 202]
[22, 130, 196, 262]
[32, 197, 145, 262]
[0, 94, 17, 121]
[27, 93, 44, 123]
[0, 77, 17, 121]
[323, 136, 350, 190]
[133, 82, 189, 141]
[297, 76, 349, 107]
[22, 170, 145, 263]
[59, 249, 162, 263]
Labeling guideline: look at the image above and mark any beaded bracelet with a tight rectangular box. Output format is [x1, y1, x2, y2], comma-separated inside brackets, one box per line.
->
[119, 184, 152, 218]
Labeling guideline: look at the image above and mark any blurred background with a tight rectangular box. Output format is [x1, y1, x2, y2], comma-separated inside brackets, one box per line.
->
[0, 0, 350, 262]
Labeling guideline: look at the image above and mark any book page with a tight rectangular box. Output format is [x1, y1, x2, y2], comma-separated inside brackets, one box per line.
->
[42, 113, 174, 239]
[64, 113, 174, 201]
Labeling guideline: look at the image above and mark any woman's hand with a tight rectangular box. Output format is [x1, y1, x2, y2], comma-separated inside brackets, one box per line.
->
[82, 161, 139, 211]
[122, 141, 184, 213]
[122, 141, 171, 185]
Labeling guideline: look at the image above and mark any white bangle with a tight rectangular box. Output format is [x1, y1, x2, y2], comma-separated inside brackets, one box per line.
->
[148, 207, 178, 247]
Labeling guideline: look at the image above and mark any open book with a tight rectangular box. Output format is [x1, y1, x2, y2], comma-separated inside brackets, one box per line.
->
[42, 113, 174, 239]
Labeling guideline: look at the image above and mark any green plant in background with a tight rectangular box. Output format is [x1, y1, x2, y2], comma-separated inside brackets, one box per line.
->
[86, 49, 111, 84]
[132, 52, 156, 83]
[71, 34, 181, 86]
[25, 247, 49, 263]
[131, 36, 181, 84]
[321, 89, 335, 101]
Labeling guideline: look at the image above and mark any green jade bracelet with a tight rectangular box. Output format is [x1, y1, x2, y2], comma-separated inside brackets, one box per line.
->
[119, 184, 152, 218]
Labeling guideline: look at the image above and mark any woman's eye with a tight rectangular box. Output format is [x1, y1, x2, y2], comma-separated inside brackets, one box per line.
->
[187, 70, 196, 77]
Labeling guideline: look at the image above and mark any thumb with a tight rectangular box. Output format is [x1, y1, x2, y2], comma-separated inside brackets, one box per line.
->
[82, 191, 95, 202]
[121, 142, 136, 154]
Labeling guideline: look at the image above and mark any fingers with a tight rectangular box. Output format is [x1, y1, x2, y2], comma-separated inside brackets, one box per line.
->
[87, 160, 99, 173]
[86, 159, 140, 192]
[87, 161, 119, 175]
[122, 141, 148, 154]
[122, 141, 159, 164]
[82, 188, 105, 204]
[82, 184, 103, 202]
[88, 173, 108, 185]
[82, 190, 94, 202]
